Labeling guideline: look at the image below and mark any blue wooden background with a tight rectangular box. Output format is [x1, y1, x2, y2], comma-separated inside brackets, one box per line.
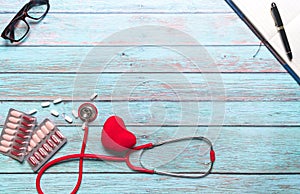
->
[0, 0, 300, 193]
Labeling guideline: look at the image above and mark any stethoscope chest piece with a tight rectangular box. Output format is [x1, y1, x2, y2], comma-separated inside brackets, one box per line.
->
[78, 102, 98, 122]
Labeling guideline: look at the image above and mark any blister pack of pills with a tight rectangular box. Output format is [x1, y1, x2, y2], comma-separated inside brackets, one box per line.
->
[26, 119, 67, 172]
[0, 109, 37, 162]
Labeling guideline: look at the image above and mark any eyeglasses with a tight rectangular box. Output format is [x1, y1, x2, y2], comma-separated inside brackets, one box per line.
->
[1, 0, 50, 43]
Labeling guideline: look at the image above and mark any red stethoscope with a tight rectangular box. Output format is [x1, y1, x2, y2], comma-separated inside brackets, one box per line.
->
[36, 103, 215, 194]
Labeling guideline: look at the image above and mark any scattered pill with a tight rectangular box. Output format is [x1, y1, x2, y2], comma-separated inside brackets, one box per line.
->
[72, 110, 79, 119]
[53, 98, 63, 104]
[32, 134, 41, 143]
[0, 146, 10, 153]
[7, 123, 18, 129]
[4, 128, 16, 135]
[37, 130, 45, 139]
[10, 110, 22, 118]
[41, 126, 50, 135]
[41, 102, 51, 108]
[45, 121, 55, 130]
[8, 117, 20, 124]
[1, 140, 12, 147]
[3, 134, 14, 141]
[28, 109, 38, 115]
[50, 110, 59, 117]
[90, 93, 98, 101]
[64, 115, 73, 124]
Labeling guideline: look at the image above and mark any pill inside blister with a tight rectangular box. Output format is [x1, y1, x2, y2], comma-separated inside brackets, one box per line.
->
[53, 98, 63, 104]
[7, 123, 18, 129]
[10, 110, 22, 118]
[22, 115, 35, 122]
[55, 131, 65, 140]
[19, 127, 30, 133]
[0, 146, 10, 153]
[47, 139, 55, 148]
[42, 144, 51, 152]
[51, 135, 60, 144]
[8, 117, 20, 124]
[64, 115, 73, 124]
[32, 134, 41, 143]
[3, 134, 14, 141]
[34, 153, 41, 161]
[29, 156, 38, 166]
[30, 139, 37, 148]
[36, 130, 45, 139]
[38, 148, 47, 157]
[1, 140, 12, 147]
[41, 102, 51, 108]
[41, 126, 50, 135]
[45, 121, 55, 130]
[4, 128, 17, 135]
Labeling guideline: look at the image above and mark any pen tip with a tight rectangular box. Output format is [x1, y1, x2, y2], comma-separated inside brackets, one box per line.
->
[288, 53, 293, 61]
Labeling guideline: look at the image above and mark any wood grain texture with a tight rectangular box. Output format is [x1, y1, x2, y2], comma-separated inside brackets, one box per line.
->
[0, 0, 232, 13]
[0, 14, 258, 46]
[0, 46, 284, 73]
[0, 73, 298, 101]
[0, 102, 299, 126]
[0, 127, 299, 173]
[0, 0, 299, 193]
[0, 174, 299, 194]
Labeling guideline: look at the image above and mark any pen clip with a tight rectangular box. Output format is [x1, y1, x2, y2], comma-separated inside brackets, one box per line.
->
[270, 2, 283, 27]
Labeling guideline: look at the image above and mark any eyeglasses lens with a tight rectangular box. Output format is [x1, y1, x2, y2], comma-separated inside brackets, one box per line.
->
[6, 20, 29, 41]
[27, 4, 48, 19]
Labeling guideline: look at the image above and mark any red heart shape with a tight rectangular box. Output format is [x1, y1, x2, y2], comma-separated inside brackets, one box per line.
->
[101, 116, 136, 152]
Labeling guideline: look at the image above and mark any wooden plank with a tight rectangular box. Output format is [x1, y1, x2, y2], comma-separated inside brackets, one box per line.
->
[0, 46, 283, 73]
[0, 73, 298, 101]
[0, 101, 299, 126]
[0, 174, 299, 193]
[0, 0, 232, 13]
[0, 14, 258, 46]
[0, 126, 299, 173]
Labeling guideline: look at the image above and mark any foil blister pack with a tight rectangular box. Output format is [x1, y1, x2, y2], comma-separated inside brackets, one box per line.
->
[0, 109, 37, 162]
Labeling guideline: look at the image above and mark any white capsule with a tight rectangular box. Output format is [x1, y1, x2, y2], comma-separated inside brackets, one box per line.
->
[72, 110, 78, 119]
[41, 102, 51, 108]
[10, 110, 22, 118]
[64, 115, 73, 124]
[53, 98, 63, 104]
[50, 110, 59, 117]
[28, 109, 38, 115]
[90, 93, 98, 101]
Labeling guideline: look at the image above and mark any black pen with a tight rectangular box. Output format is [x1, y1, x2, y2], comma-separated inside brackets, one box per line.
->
[271, 2, 293, 61]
